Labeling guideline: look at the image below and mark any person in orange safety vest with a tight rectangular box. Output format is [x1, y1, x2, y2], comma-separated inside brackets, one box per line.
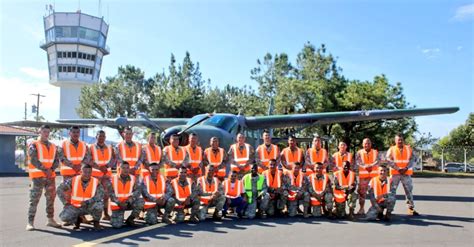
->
[363, 165, 396, 221]
[185, 133, 205, 181]
[115, 127, 144, 177]
[333, 161, 358, 220]
[228, 133, 255, 178]
[203, 136, 228, 181]
[255, 130, 280, 174]
[163, 134, 189, 180]
[355, 138, 380, 215]
[141, 132, 162, 178]
[280, 136, 304, 173]
[59, 126, 90, 181]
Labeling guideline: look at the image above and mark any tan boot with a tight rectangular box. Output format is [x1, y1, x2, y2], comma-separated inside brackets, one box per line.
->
[46, 218, 61, 228]
[25, 222, 35, 231]
[162, 215, 175, 224]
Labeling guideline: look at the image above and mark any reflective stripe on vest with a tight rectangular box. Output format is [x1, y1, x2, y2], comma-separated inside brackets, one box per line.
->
[144, 144, 162, 164]
[333, 152, 353, 170]
[199, 176, 219, 204]
[358, 149, 379, 178]
[390, 145, 413, 175]
[282, 147, 303, 169]
[90, 144, 112, 177]
[231, 143, 250, 164]
[172, 178, 192, 202]
[309, 148, 327, 165]
[333, 170, 355, 202]
[143, 175, 166, 209]
[186, 145, 202, 168]
[164, 146, 185, 177]
[370, 176, 391, 203]
[288, 172, 304, 200]
[243, 174, 264, 204]
[110, 174, 136, 210]
[205, 147, 225, 176]
[310, 174, 329, 206]
[28, 141, 56, 179]
[71, 176, 98, 208]
[61, 140, 86, 176]
[264, 170, 282, 189]
[223, 180, 242, 199]
[257, 144, 278, 167]
[118, 141, 141, 166]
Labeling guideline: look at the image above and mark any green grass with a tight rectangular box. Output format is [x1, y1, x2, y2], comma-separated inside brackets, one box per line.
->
[413, 170, 474, 178]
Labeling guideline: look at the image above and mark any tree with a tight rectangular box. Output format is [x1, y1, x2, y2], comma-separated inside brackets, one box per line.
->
[433, 114, 474, 162]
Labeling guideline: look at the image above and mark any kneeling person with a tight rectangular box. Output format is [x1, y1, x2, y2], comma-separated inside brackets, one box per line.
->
[197, 165, 226, 220]
[287, 162, 310, 217]
[263, 159, 289, 216]
[171, 167, 201, 223]
[222, 170, 247, 218]
[364, 165, 396, 221]
[141, 164, 175, 225]
[57, 164, 103, 230]
[243, 164, 269, 219]
[109, 162, 144, 228]
[333, 161, 358, 219]
[308, 162, 334, 217]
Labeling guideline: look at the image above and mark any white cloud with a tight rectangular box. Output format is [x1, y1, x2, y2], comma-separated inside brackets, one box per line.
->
[20, 67, 49, 80]
[0, 75, 59, 122]
[420, 48, 441, 58]
[453, 3, 474, 21]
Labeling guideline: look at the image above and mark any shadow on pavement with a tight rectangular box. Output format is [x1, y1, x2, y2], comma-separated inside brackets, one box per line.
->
[395, 195, 474, 202]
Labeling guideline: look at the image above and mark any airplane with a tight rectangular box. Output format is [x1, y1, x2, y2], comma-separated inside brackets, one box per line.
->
[55, 106, 460, 149]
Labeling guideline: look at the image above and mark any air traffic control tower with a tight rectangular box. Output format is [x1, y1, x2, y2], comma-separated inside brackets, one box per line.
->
[40, 9, 109, 119]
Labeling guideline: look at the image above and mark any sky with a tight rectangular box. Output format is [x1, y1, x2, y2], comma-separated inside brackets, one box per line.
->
[0, 0, 472, 139]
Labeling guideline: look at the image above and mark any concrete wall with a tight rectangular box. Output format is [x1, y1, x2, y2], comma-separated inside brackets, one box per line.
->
[0, 136, 24, 174]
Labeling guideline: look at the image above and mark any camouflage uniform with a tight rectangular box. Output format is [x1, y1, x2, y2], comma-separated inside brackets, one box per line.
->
[355, 149, 380, 212]
[333, 172, 358, 218]
[365, 177, 396, 220]
[57, 177, 104, 224]
[58, 140, 91, 182]
[307, 174, 333, 217]
[140, 177, 175, 225]
[287, 174, 310, 217]
[386, 148, 417, 210]
[170, 179, 200, 223]
[114, 141, 145, 176]
[197, 177, 226, 221]
[266, 171, 290, 216]
[27, 141, 59, 223]
[243, 175, 269, 219]
[107, 175, 144, 228]
[90, 143, 116, 217]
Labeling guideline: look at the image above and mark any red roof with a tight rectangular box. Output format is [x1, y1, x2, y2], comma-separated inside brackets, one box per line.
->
[0, 125, 38, 136]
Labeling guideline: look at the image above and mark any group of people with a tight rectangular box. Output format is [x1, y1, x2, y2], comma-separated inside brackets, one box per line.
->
[26, 125, 419, 232]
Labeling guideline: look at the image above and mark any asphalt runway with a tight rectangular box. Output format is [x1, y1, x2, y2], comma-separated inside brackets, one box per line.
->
[1, 176, 473, 246]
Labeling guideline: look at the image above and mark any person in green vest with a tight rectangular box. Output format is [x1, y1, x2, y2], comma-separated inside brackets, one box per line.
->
[243, 163, 269, 219]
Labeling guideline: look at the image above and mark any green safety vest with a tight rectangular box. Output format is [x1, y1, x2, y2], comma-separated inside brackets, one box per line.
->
[243, 174, 264, 204]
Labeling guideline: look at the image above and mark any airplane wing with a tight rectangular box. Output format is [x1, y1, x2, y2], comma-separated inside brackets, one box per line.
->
[1, 120, 93, 129]
[244, 107, 459, 129]
[57, 117, 190, 130]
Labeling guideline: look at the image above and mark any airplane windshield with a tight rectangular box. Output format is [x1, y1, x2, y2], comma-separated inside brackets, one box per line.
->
[186, 114, 210, 126]
[203, 115, 237, 133]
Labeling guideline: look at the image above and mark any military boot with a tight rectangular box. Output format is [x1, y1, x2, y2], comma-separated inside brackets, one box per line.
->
[93, 221, 103, 231]
[347, 208, 355, 221]
[162, 215, 175, 224]
[125, 216, 136, 227]
[46, 218, 61, 228]
[408, 208, 420, 216]
[384, 211, 392, 221]
[73, 217, 81, 230]
[303, 206, 310, 218]
[25, 222, 35, 231]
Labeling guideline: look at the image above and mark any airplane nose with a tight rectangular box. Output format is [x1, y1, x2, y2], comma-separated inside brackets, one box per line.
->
[161, 127, 189, 146]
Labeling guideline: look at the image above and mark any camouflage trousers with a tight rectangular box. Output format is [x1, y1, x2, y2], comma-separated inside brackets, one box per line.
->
[365, 196, 396, 220]
[311, 193, 333, 217]
[267, 191, 288, 216]
[288, 192, 310, 217]
[59, 202, 103, 224]
[144, 198, 176, 225]
[391, 174, 415, 209]
[110, 198, 145, 228]
[245, 193, 270, 219]
[199, 195, 226, 220]
[174, 197, 200, 223]
[358, 178, 370, 206]
[28, 177, 56, 222]
[335, 191, 358, 217]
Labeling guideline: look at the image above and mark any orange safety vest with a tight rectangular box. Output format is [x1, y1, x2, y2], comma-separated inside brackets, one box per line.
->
[357, 149, 379, 179]
[332, 151, 353, 171]
[70, 175, 99, 208]
[333, 170, 356, 203]
[60, 140, 87, 176]
[163, 146, 186, 178]
[186, 145, 203, 176]
[223, 179, 243, 199]
[369, 176, 392, 203]
[143, 174, 166, 209]
[230, 143, 251, 172]
[256, 144, 279, 173]
[198, 176, 219, 204]
[110, 174, 136, 211]
[28, 140, 57, 179]
[141, 144, 162, 177]
[288, 171, 304, 201]
[204, 147, 226, 177]
[309, 174, 329, 206]
[306, 147, 328, 175]
[281, 147, 303, 171]
[171, 178, 192, 203]
[263, 170, 282, 189]
[118, 141, 142, 175]
[389, 145, 413, 176]
[90, 144, 112, 178]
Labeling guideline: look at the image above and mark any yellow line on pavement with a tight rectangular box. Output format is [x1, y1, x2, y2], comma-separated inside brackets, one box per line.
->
[73, 223, 166, 247]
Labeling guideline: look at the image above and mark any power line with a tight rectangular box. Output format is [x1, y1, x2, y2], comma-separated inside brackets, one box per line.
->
[31, 93, 46, 122]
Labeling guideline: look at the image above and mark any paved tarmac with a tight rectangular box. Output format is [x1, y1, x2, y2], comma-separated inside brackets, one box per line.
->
[1, 176, 473, 246]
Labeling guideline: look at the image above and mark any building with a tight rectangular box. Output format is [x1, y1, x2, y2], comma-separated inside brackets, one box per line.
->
[40, 9, 110, 119]
[0, 125, 38, 175]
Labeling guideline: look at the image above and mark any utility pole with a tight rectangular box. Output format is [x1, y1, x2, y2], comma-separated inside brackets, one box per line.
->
[24, 102, 27, 120]
[31, 93, 46, 122]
